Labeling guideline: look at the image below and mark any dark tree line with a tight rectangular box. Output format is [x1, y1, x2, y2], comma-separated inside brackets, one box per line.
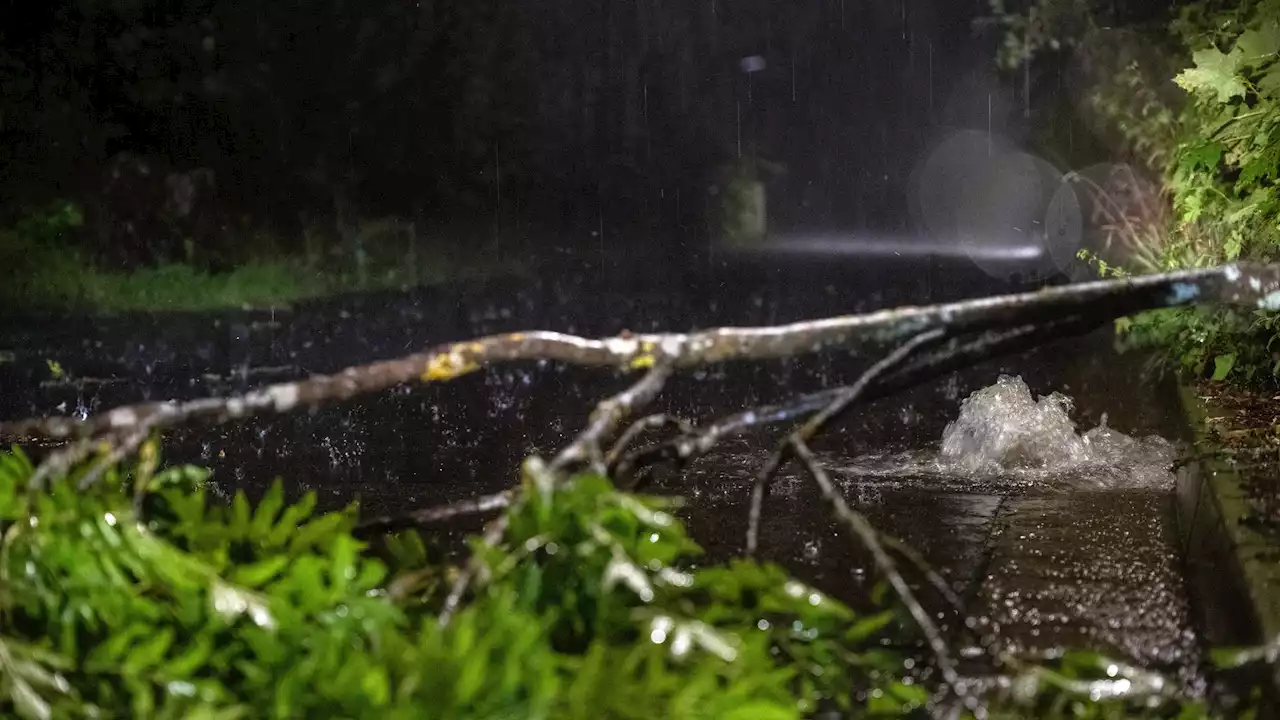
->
[1, 0, 1006, 266]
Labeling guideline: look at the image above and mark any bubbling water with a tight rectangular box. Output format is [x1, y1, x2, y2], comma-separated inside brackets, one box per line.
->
[938, 374, 1175, 489]
[710, 375, 1178, 496]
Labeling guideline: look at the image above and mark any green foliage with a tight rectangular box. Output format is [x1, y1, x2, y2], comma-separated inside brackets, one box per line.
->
[1115, 0, 1280, 386]
[1167, 1, 1280, 261]
[719, 163, 767, 247]
[0, 443, 903, 718]
[1119, 304, 1280, 385]
[981, 0, 1184, 173]
[0, 441, 1226, 718]
[989, 0, 1280, 386]
[986, 652, 1213, 719]
[1076, 248, 1133, 278]
[10, 201, 84, 247]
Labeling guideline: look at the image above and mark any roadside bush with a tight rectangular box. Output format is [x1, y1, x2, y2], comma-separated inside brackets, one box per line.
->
[0, 440, 1217, 718]
[986, 0, 1280, 387]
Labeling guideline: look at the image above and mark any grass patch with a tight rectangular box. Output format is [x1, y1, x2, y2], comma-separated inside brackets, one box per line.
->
[0, 221, 526, 315]
[9, 259, 333, 313]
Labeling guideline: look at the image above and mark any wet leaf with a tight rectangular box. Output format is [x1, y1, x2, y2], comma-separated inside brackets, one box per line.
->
[230, 555, 291, 587]
[1176, 48, 1247, 101]
[844, 610, 895, 644]
[1213, 352, 1237, 380]
[1236, 22, 1280, 65]
[721, 700, 798, 720]
[250, 480, 285, 540]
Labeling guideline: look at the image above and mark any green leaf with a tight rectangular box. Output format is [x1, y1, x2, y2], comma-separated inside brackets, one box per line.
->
[1175, 48, 1248, 101]
[1210, 644, 1263, 669]
[1235, 22, 1280, 65]
[124, 627, 175, 673]
[288, 510, 351, 552]
[230, 492, 252, 535]
[250, 480, 286, 541]
[844, 609, 895, 644]
[1258, 63, 1280, 98]
[231, 555, 292, 588]
[720, 701, 798, 720]
[163, 633, 215, 677]
[1213, 352, 1237, 380]
[329, 533, 361, 595]
[266, 491, 318, 547]
[1238, 139, 1280, 186]
[361, 666, 390, 706]
[10, 677, 51, 720]
[1180, 141, 1224, 172]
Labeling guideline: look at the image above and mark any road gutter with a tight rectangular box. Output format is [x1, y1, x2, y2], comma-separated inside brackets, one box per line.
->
[1176, 383, 1280, 709]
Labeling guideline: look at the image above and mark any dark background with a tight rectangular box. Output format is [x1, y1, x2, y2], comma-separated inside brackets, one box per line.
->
[0, 0, 1184, 265]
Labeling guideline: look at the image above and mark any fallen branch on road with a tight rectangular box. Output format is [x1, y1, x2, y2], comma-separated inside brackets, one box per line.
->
[4, 262, 1280, 711]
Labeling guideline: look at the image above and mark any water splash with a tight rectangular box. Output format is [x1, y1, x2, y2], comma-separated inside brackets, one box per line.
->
[813, 375, 1177, 492]
[940, 374, 1087, 472]
[938, 374, 1174, 488]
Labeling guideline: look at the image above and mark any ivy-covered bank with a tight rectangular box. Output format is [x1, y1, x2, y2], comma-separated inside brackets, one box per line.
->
[0, 439, 1254, 719]
[987, 0, 1280, 386]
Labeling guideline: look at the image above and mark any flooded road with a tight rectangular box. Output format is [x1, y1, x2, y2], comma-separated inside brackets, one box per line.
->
[0, 250, 1201, 688]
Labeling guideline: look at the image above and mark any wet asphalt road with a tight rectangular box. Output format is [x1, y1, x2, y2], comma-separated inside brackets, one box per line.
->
[0, 249, 1202, 687]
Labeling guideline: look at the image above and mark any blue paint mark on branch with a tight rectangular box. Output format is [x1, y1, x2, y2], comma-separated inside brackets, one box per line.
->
[1167, 283, 1200, 304]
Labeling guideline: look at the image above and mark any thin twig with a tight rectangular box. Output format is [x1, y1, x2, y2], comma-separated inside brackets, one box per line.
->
[24, 415, 164, 493]
[75, 422, 159, 491]
[550, 360, 678, 475]
[747, 329, 948, 555]
[790, 435, 964, 695]
[614, 394, 825, 486]
[440, 361, 678, 626]
[880, 533, 966, 616]
[605, 414, 695, 471]
[617, 313, 1109, 487]
[353, 395, 691, 542]
[439, 514, 508, 626]
[26, 438, 98, 492]
[353, 489, 516, 538]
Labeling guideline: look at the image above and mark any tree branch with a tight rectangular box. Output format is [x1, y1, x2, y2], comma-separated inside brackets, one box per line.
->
[789, 435, 964, 694]
[614, 312, 1109, 485]
[439, 361, 677, 625]
[605, 414, 695, 471]
[353, 489, 515, 537]
[4, 263, 1276, 446]
[747, 329, 948, 555]
[549, 360, 678, 474]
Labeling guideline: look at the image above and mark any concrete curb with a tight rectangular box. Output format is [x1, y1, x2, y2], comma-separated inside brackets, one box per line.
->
[1175, 383, 1280, 708]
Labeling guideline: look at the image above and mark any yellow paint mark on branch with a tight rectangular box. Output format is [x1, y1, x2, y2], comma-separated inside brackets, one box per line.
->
[422, 351, 480, 382]
[628, 340, 660, 369]
[136, 436, 159, 488]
